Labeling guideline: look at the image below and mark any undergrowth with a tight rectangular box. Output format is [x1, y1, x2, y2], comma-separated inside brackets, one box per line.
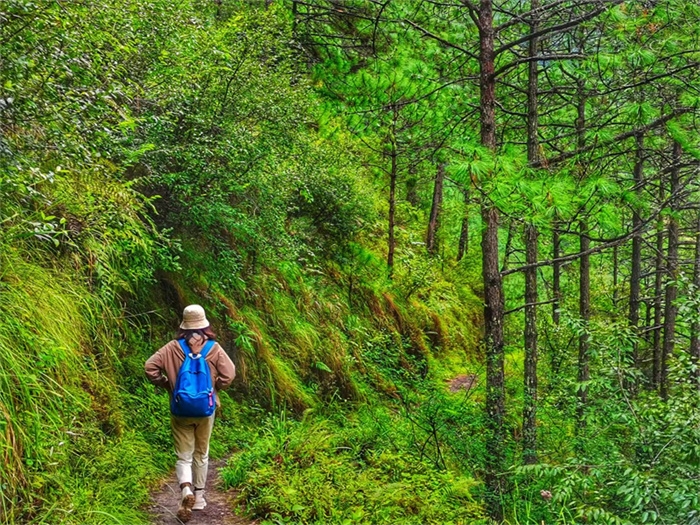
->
[221, 404, 487, 525]
[0, 247, 166, 524]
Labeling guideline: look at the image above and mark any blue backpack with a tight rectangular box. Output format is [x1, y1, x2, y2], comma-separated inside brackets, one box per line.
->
[170, 338, 217, 418]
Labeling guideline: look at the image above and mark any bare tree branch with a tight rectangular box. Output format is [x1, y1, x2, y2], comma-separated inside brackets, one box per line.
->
[495, 0, 623, 56]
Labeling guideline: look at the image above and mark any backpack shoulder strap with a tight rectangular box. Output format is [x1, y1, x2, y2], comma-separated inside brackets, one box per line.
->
[200, 339, 216, 359]
[177, 338, 191, 357]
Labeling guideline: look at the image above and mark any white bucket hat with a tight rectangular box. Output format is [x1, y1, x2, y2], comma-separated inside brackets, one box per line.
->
[179, 304, 210, 330]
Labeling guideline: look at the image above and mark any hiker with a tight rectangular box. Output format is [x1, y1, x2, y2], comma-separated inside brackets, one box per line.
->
[145, 304, 235, 522]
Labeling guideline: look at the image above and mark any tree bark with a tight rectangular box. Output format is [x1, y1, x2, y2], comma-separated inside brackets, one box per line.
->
[661, 141, 681, 400]
[613, 244, 619, 308]
[523, 223, 538, 464]
[523, 0, 540, 464]
[689, 210, 700, 391]
[481, 203, 505, 520]
[526, 3, 540, 165]
[629, 133, 644, 377]
[575, 90, 589, 428]
[426, 163, 445, 254]
[477, 0, 505, 518]
[652, 207, 665, 389]
[577, 220, 590, 426]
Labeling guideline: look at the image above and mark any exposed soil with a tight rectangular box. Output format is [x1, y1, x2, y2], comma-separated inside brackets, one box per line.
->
[447, 373, 478, 393]
[148, 459, 255, 525]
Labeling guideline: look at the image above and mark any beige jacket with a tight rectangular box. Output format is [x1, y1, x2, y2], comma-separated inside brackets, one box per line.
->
[144, 336, 235, 407]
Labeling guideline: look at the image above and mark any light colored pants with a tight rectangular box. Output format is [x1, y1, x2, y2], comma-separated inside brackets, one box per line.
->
[171, 415, 215, 489]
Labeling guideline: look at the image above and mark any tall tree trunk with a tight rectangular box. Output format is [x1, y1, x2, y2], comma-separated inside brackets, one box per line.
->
[526, 7, 539, 165]
[387, 107, 398, 277]
[481, 204, 505, 520]
[661, 141, 681, 400]
[426, 163, 445, 254]
[613, 245, 619, 308]
[477, 0, 505, 518]
[652, 206, 665, 389]
[689, 210, 700, 391]
[629, 133, 644, 379]
[577, 220, 591, 426]
[523, 0, 540, 464]
[457, 187, 470, 261]
[552, 226, 561, 324]
[523, 224, 538, 463]
[575, 91, 589, 429]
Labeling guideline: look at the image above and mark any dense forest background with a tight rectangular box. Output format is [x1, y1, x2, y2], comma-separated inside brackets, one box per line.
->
[1, 0, 699, 523]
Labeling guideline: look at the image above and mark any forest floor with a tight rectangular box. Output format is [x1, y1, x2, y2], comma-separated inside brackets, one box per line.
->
[148, 459, 254, 525]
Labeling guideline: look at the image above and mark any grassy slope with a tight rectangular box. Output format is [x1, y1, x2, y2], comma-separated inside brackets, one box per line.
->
[0, 230, 486, 524]
[0, 247, 165, 523]
[161, 240, 489, 524]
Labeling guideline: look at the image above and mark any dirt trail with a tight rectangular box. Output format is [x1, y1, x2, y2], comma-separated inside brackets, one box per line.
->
[148, 459, 255, 525]
[447, 373, 477, 393]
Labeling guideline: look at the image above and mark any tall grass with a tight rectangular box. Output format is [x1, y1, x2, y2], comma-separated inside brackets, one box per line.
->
[0, 246, 163, 524]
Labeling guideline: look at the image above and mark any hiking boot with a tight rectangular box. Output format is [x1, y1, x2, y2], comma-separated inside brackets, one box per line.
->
[193, 489, 207, 511]
[177, 485, 195, 522]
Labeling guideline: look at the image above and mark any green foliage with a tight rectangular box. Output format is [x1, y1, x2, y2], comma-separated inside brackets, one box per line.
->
[503, 316, 700, 525]
[3, 0, 700, 523]
[222, 406, 487, 525]
[0, 247, 167, 524]
[133, 2, 371, 282]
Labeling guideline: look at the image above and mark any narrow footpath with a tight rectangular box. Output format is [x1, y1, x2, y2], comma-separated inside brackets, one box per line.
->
[148, 459, 254, 525]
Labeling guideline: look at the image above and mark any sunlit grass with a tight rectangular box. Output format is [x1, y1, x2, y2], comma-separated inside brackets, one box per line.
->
[0, 248, 162, 524]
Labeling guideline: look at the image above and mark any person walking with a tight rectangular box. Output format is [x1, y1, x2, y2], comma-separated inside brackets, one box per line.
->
[145, 304, 235, 522]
